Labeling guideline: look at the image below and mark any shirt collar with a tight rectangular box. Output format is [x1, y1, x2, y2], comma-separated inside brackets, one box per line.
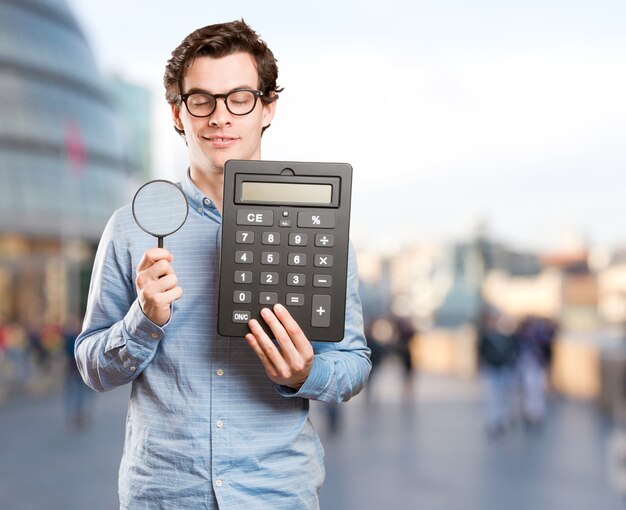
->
[180, 168, 214, 212]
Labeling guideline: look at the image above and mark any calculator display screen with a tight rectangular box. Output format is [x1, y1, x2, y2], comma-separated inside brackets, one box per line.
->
[240, 181, 333, 205]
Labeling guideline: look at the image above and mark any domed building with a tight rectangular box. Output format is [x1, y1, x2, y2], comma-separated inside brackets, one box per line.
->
[0, 0, 139, 379]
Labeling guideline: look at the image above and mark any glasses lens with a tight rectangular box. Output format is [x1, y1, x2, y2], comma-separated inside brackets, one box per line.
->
[226, 90, 256, 115]
[186, 93, 215, 117]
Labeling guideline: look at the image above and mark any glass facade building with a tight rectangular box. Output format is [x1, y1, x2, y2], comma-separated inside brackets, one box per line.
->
[0, 0, 132, 238]
[0, 0, 141, 397]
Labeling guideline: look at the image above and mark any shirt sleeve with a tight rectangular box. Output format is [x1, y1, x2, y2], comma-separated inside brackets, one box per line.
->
[276, 242, 372, 403]
[74, 211, 165, 392]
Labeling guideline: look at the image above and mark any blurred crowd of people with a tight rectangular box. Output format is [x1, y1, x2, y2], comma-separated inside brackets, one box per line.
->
[364, 314, 418, 400]
[318, 313, 418, 434]
[477, 305, 558, 437]
[0, 320, 63, 387]
[2, 304, 558, 440]
[0, 316, 92, 428]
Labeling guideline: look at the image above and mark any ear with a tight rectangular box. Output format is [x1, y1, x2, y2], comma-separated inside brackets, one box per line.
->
[171, 103, 184, 132]
[261, 98, 277, 129]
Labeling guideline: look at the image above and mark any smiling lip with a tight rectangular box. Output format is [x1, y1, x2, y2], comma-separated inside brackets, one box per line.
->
[205, 136, 238, 148]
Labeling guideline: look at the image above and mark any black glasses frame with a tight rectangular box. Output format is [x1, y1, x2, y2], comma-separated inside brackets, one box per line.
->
[180, 89, 264, 118]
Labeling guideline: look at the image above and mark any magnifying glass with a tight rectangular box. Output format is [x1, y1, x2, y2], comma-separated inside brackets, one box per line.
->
[132, 179, 189, 248]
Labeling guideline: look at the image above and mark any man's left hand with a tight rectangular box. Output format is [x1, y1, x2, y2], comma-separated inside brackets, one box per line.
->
[245, 303, 314, 389]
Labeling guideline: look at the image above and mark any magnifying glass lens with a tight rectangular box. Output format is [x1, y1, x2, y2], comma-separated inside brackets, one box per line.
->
[132, 180, 189, 247]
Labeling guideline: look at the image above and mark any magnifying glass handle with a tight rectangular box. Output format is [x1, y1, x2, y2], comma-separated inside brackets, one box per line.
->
[158, 237, 164, 248]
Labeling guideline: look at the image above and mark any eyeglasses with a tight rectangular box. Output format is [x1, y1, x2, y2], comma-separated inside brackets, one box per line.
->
[180, 89, 264, 117]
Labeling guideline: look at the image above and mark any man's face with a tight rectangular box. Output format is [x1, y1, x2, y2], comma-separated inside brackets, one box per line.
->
[172, 52, 276, 178]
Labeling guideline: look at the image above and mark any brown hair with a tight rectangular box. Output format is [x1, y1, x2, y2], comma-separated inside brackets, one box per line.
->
[164, 19, 282, 108]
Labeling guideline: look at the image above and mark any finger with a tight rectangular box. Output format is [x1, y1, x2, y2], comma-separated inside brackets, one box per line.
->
[143, 273, 178, 294]
[160, 285, 183, 304]
[272, 304, 313, 356]
[146, 259, 176, 280]
[259, 307, 300, 362]
[137, 248, 173, 273]
[247, 318, 289, 374]
[136, 259, 175, 288]
[245, 331, 279, 379]
[142, 284, 183, 307]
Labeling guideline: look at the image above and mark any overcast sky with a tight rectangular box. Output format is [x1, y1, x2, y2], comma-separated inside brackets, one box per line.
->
[68, 0, 626, 254]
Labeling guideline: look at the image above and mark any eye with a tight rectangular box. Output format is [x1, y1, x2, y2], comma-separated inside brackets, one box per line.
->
[189, 94, 213, 107]
[229, 91, 253, 105]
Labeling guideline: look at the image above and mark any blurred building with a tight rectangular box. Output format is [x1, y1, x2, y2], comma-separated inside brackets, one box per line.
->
[0, 0, 148, 397]
[107, 76, 152, 182]
[357, 233, 624, 392]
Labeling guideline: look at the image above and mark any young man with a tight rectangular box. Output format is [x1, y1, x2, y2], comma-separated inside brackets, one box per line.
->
[75, 20, 371, 509]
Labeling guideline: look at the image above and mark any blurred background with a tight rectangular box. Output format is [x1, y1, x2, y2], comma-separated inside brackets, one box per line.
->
[1, 0, 626, 508]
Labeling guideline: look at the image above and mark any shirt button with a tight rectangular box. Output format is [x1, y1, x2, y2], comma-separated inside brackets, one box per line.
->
[151, 333, 158, 339]
[216, 420, 224, 428]
[216, 368, 224, 376]
[215, 479, 223, 487]
[130, 366, 136, 371]
[197, 206, 203, 213]
[204, 198, 211, 206]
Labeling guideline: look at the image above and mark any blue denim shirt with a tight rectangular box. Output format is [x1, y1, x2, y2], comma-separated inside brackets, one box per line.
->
[75, 171, 371, 509]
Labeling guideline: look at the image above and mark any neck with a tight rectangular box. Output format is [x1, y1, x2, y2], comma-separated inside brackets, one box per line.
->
[189, 167, 224, 213]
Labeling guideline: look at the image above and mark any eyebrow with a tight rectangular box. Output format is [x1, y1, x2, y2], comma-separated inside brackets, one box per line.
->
[184, 85, 257, 95]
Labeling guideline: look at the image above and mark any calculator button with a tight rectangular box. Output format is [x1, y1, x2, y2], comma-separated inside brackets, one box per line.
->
[236, 209, 274, 226]
[286, 293, 305, 306]
[289, 233, 308, 246]
[259, 292, 278, 305]
[232, 310, 251, 323]
[313, 274, 333, 287]
[261, 252, 280, 265]
[315, 234, 334, 247]
[314, 254, 334, 267]
[311, 295, 331, 328]
[287, 273, 306, 286]
[236, 231, 255, 244]
[235, 251, 254, 264]
[260, 272, 279, 285]
[278, 219, 292, 227]
[297, 211, 335, 228]
[234, 271, 252, 284]
[288, 253, 307, 266]
[262, 232, 281, 245]
[233, 290, 252, 304]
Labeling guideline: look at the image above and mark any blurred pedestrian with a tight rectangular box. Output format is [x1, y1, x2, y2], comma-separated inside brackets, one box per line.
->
[63, 315, 93, 430]
[394, 315, 417, 398]
[363, 317, 394, 402]
[515, 315, 557, 427]
[477, 306, 519, 437]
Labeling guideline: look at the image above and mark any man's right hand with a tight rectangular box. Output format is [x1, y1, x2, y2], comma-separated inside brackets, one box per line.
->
[135, 248, 183, 327]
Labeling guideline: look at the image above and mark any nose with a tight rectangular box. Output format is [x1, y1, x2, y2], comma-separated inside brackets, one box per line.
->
[209, 98, 231, 127]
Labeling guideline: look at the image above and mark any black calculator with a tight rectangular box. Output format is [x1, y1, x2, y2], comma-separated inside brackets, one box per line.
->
[217, 159, 353, 342]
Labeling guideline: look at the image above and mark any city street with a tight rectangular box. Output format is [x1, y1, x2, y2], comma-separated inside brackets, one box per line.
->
[1, 360, 624, 510]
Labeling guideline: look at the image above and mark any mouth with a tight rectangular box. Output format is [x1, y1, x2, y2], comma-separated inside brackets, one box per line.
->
[204, 136, 238, 148]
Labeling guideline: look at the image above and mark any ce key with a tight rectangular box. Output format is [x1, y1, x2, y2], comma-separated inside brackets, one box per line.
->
[237, 209, 274, 226]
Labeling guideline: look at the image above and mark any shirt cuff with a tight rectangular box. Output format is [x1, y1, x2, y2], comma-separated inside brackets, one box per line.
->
[275, 355, 329, 399]
[115, 300, 165, 368]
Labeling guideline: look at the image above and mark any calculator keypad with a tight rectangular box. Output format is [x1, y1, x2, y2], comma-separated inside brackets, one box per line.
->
[231, 209, 336, 330]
